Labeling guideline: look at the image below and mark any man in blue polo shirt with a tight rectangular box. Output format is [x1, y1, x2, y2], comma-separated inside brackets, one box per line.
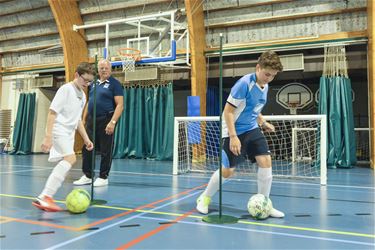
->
[196, 51, 285, 218]
[74, 59, 123, 187]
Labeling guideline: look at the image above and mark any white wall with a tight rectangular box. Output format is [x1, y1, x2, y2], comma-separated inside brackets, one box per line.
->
[0, 75, 52, 152]
[32, 89, 53, 152]
[1, 75, 25, 150]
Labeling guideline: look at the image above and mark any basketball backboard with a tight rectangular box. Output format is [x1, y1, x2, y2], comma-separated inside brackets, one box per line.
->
[73, 9, 189, 67]
[276, 82, 313, 114]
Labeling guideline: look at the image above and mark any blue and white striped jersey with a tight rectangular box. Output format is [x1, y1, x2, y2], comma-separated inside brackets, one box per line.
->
[222, 73, 268, 137]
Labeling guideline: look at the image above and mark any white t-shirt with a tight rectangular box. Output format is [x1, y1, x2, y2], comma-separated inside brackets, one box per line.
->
[50, 83, 86, 136]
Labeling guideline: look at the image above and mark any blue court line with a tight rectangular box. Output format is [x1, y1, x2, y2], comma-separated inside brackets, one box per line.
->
[0, 168, 51, 174]
[45, 190, 202, 250]
[2, 164, 374, 190]
[140, 216, 375, 247]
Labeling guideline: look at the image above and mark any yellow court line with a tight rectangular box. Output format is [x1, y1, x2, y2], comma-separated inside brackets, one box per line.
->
[1, 193, 39, 200]
[1, 193, 374, 238]
[0, 216, 17, 224]
[238, 220, 375, 238]
[95, 203, 375, 238]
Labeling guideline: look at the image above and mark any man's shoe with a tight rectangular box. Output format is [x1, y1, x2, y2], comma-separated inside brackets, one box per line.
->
[32, 196, 62, 212]
[94, 178, 108, 187]
[73, 175, 92, 185]
[196, 194, 211, 214]
[269, 207, 285, 218]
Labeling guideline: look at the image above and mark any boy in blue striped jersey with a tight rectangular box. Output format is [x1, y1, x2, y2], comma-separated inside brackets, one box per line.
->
[197, 51, 285, 218]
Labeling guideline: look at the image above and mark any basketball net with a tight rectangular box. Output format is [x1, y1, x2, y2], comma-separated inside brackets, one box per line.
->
[288, 101, 299, 115]
[118, 48, 141, 73]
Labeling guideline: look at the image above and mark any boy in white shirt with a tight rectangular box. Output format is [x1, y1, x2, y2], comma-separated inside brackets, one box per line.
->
[32, 62, 95, 212]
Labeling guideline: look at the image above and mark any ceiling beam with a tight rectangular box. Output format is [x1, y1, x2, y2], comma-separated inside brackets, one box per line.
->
[207, 7, 366, 29]
[48, 0, 89, 152]
[0, 7, 54, 29]
[204, 0, 293, 12]
[79, 0, 171, 15]
[205, 31, 367, 55]
[0, 5, 48, 17]
[48, 0, 88, 81]
[0, 62, 64, 74]
[0, 31, 58, 43]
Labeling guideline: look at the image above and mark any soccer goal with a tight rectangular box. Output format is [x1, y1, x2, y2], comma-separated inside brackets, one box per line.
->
[173, 115, 327, 185]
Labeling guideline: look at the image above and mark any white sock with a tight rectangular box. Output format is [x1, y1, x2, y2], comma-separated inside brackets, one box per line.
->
[257, 167, 272, 197]
[203, 169, 227, 197]
[40, 160, 71, 198]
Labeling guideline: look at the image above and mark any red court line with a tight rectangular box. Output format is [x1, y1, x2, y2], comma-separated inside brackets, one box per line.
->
[0, 216, 78, 231]
[0, 217, 14, 224]
[116, 209, 196, 250]
[0, 184, 206, 232]
[78, 184, 206, 230]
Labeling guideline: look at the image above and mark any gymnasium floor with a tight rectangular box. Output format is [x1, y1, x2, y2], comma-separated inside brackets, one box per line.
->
[0, 154, 374, 249]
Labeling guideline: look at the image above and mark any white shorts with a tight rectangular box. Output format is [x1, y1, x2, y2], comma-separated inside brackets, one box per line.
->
[49, 134, 75, 162]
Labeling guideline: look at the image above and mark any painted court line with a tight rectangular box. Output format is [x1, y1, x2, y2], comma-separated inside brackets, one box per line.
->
[1, 192, 374, 239]
[3, 163, 374, 191]
[238, 220, 375, 238]
[0, 216, 77, 231]
[116, 209, 196, 249]
[77, 184, 206, 230]
[0, 165, 52, 169]
[46, 190, 375, 250]
[0, 184, 205, 232]
[0, 217, 16, 224]
[81, 203, 375, 238]
[93, 169, 375, 190]
[85, 170, 375, 190]
[45, 190, 202, 250]
[0, 168, 52, 174]
[140, 216, 375, 247]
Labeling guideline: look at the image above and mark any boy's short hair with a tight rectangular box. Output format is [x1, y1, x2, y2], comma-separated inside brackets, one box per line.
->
[258, 51, 283, 72]
[76, 62, 96, 76]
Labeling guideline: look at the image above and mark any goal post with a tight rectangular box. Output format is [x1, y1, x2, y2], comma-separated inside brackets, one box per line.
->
[173, 115, 327, 185]
[173, 116, 219, 175]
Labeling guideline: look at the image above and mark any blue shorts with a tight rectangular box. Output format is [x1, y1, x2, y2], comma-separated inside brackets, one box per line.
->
[222, 128, 270, 168]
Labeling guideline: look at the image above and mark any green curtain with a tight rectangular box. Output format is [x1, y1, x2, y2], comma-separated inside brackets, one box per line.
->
[113, 83, 174, 160]
[10, 93, 36, 155]
[318, 76, 357, 168]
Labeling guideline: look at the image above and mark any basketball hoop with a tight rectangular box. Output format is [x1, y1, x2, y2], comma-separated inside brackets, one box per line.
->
[118, 48, 141, 72]
[287, 101, 300, 115]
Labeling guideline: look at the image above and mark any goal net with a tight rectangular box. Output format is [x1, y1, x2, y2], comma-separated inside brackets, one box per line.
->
[173, 115, 327, 185]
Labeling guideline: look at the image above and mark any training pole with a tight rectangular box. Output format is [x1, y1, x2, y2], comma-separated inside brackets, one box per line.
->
[90, 54, 107, 205]
[202, 34, 238, 224]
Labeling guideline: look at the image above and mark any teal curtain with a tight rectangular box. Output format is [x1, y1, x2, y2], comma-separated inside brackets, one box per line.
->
[10, 93, 36, 155]
[318, 76, 357, 168]
[113, 83, 174, 160]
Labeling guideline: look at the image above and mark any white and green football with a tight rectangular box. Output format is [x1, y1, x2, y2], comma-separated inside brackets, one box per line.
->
[247, 194, 273, 220]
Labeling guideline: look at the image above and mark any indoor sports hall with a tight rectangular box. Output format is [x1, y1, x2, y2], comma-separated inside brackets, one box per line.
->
[0, 1, 374, 249]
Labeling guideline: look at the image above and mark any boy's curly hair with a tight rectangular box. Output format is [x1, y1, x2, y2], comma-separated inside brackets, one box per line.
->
[258, 51, 283, 71]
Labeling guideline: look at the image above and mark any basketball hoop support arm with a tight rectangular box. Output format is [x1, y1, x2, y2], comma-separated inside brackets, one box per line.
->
[73, 10, 180, 65]
[110, 40, 176, 67]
